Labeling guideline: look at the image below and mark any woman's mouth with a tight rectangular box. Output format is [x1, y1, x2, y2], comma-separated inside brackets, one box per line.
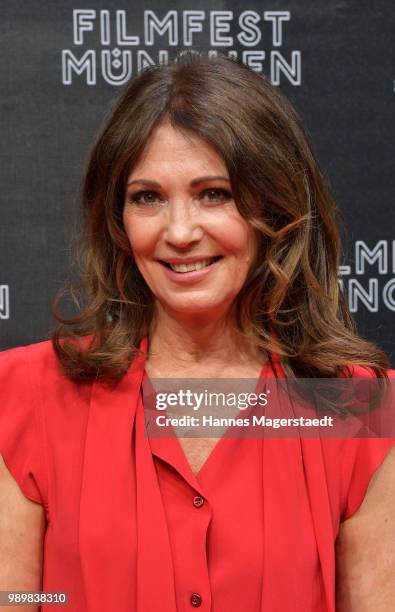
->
[159, 256, 223, 273]
[157, 256, 223, 282]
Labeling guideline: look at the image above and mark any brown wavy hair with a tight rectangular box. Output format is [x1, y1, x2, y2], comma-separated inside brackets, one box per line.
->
[50, 53, 390, 384]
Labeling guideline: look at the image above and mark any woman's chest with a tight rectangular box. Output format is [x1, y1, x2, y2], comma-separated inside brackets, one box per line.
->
[176, 436, 221, 475]
[44, 430, 337, 611]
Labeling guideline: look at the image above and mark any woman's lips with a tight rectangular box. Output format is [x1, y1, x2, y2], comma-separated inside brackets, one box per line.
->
[158, 256, 223, 283]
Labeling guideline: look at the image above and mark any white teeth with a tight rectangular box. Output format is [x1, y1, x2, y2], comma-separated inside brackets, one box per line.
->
[169, 257, 218, 273]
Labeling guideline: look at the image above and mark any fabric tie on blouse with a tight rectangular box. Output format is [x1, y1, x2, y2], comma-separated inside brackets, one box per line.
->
[78, 335, 178, 610]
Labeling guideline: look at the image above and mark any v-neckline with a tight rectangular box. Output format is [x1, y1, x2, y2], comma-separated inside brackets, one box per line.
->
[143, 358, 271, 482]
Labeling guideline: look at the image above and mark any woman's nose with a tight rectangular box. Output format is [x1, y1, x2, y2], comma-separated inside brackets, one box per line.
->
[162, 199, 204, 248]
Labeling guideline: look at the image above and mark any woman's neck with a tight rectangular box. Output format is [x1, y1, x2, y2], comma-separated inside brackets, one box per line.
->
[146, 307, 264, 377]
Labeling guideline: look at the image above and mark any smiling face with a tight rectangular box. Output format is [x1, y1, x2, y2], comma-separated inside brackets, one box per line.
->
[122, 121, 257, 320]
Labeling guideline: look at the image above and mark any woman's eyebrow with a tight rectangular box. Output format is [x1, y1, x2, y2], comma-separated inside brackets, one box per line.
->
[127, 175, 230, 187]
[190, 175, 230, 186]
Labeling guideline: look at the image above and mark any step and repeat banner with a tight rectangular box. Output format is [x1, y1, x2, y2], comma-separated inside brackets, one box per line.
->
[1, 2, 394, 362]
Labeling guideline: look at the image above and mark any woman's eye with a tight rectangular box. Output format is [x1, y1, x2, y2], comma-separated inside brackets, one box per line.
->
[200, 188, 232, 203]
[126, 188, 232, 206]
[127, 190, 163, 206]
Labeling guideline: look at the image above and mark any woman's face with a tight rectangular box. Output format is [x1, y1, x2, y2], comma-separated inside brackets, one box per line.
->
[123, 121, 257, 319]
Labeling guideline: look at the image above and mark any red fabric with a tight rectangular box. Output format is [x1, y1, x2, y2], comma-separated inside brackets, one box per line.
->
[0, 338, 394, 611]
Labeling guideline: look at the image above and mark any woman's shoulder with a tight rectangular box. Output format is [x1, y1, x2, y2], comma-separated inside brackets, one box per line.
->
[0, 336, 93, 385]
[319, 361, 395, 521]
[0, 336, 96, 382]
[0, 341, 56, 506]
[299, 362, 395, 522]
[1, 337, 56, 365]
[340, 363, 395, 378]
[0, 340, 62, 378]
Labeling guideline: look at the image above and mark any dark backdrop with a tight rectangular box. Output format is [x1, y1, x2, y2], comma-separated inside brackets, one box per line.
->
[1, 1, 394, 364]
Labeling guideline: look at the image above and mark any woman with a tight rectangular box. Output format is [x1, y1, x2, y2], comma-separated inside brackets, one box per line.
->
[0, 54, 394, 612]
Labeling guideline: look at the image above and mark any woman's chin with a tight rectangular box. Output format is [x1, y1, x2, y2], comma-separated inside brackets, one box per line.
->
[161, 299, 229, 318]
